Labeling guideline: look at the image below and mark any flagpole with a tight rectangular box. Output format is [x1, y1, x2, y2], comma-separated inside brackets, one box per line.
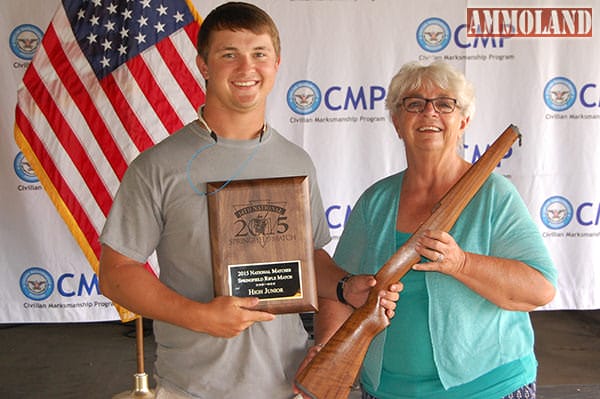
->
[113, 316, 155, 399]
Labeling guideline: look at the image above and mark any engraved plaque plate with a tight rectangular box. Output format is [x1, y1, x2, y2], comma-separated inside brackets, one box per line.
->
[207, 176, 317, 314]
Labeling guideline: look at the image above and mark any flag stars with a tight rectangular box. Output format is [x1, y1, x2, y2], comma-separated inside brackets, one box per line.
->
[121, 8, 132, 20]
[135, 32, 147, 44]
[86, 32, 98, 44]
[157, 4, 168, 16]
[100, 56, 111, 68]
[106, 3, 118, 14]
[66, 0, 194, 77]
[173, 11, 184, 23]
[101, 38, 112, 51]
[104, 20, 116, 32]
[118, 44, 128, 56]
[154, 21, 165, 33]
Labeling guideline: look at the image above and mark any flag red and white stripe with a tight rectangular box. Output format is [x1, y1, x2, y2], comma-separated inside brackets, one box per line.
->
[14, 0, 205, 320]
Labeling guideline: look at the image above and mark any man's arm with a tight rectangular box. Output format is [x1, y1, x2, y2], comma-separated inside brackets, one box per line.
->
[313, 249, 347, 300]
[313, 248, 401, 310]
[99, 244, 275, 337]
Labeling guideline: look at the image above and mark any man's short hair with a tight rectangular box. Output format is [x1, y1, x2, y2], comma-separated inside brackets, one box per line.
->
[197, 2, 281, 60]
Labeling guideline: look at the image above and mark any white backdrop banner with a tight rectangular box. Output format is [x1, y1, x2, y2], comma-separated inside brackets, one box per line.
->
[1, 0, 598, 322]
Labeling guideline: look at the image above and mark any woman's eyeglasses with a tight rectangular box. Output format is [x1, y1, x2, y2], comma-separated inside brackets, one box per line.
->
[400, 97, 458, 114]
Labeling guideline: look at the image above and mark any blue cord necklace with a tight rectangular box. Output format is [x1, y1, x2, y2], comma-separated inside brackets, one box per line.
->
[186, 112, 265, 197]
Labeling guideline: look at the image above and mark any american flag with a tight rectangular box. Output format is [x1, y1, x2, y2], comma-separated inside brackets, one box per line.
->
[14, 0, 205, 320]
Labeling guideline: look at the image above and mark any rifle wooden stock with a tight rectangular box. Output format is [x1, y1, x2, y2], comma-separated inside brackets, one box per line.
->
[296, 124, 521, 399]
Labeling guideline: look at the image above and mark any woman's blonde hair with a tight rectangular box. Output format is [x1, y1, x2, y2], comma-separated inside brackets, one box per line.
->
[385, 61, 475, 119]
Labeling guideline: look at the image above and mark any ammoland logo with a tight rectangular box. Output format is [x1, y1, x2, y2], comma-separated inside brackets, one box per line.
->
[466, 8, 592, 37]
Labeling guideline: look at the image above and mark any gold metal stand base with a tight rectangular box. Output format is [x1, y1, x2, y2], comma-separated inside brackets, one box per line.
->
[112, 373, 155, 398]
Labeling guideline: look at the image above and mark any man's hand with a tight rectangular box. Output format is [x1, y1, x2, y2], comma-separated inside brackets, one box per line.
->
[343, 275, 402, 318]
[197, 296, 275, 338]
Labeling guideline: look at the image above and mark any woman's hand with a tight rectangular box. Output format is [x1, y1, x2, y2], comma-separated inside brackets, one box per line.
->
[413, 229, 467, 276]
[413, 229, 556, 310]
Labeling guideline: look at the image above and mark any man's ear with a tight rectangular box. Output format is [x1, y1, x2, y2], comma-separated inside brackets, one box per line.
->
[196, 54, 209, 80]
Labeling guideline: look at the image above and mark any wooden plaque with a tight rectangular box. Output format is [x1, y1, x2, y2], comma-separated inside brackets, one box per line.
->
[206, 176, 317, 314]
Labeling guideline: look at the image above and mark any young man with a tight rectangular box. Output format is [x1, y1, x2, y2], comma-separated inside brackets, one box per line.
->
[99, 3, 398, 398]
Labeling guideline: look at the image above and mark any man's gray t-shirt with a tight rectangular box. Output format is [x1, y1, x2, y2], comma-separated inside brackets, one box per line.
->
[100, 121, 331, 398]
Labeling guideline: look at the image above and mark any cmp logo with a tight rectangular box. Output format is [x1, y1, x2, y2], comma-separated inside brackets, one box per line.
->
[543, 77, 577, 112]
[416, 17, 452, 53]
[540, 196, 573, 230]
[20, 267, 54, 301]
[287, 80, 322, 115]
[9, 24, 43, 60]
[14, 152, 39, 183]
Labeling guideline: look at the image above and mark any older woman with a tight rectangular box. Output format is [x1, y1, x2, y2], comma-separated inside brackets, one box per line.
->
[315, 61, 558, 399]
